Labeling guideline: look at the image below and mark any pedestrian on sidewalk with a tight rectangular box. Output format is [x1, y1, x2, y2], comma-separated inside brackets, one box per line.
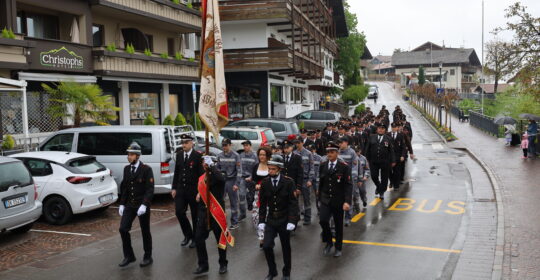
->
[526, 120, 538, 158]
[521, 133, 529, 159]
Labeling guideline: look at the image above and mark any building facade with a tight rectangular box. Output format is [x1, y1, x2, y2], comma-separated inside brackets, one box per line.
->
[392, 42, 482, 92]
[203, 0, 348, 119]
[0, 0, 201, 139]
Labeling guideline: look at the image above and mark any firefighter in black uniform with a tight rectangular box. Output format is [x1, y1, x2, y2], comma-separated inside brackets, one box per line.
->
[388, 122, 407, 191]
[259, 155, 299, 280]
[171, 134, 204, 249]
[118, 142, 155, 268]
[193, 156, 228, 275]
[281, 140, 304, 191]
[318, 142, 352, 258]
[364, 124, 396, 199]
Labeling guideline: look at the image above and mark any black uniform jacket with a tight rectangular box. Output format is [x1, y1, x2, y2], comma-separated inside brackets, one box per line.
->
[259, 175, 300, 227]
[387, 132, 408, 159]
[198, 165, 226, 209]
[318, 160, 352, 208]
[172, 150, 204, 196]
[119, 162, 155, 208]
[365, 134, 396, 164]
[282, 153, 304, 189]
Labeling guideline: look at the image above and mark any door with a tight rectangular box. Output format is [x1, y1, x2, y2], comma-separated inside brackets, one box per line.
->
[20, 158, 54, 201]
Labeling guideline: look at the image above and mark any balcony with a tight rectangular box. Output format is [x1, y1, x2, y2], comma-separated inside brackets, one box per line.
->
[218, 0, 291, 21]
[0, 35, 33, 69]
[93, 48, 199, 81]
[91, 0, 201, 33]
[223, 46, 322, 79]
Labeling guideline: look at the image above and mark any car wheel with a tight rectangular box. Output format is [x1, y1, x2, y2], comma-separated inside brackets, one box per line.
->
[43, 196, 73, 225]
[11, 223, 34, 234]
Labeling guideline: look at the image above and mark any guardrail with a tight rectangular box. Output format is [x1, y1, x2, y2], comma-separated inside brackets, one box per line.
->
[469, 110, 502, 137]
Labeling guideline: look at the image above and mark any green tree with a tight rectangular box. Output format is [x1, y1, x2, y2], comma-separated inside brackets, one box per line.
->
[484, 40, 517, 94]
[354, 103, 366, 115]
[143, 114, 157, 125]
[342, 85, 368, 104]
[174, 112, 188, 126]
[418, 66, 426, 85]
[43, 82, 119, 127]
[162, 115, 174, 125]
[335, 1, 367, 87]
[187, 113, 204, 130]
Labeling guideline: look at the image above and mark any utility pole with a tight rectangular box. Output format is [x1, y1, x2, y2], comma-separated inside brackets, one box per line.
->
[481, 0, 485, 114]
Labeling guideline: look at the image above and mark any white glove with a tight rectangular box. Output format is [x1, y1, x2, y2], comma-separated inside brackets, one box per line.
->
[119, 205, 125, 216]
[137, 205, 147, 216]
[258, 223, 266, 231]
[286, 223, 296, 231]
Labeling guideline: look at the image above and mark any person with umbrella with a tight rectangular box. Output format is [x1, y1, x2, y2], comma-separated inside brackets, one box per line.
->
[494, 116, 517, 146]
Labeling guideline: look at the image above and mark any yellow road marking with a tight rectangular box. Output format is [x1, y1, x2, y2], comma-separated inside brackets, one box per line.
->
[351, 212, 365, 222]
[369, 198, 381, 206]
[341, 239, 461, 254]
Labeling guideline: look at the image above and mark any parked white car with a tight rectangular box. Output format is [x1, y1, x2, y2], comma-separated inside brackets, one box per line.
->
[220, 126, 277, 153]
[9, 152, 118, 225]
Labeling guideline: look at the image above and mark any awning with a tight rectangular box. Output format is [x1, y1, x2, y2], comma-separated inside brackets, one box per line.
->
[18, 72, 97, 83]
[425, 71, 448, 76]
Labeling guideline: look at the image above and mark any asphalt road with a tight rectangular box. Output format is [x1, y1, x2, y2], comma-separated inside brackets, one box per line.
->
[1, 82, 476, 280]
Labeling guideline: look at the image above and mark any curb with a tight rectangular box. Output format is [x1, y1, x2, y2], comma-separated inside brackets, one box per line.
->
[410, 100, 504, 279]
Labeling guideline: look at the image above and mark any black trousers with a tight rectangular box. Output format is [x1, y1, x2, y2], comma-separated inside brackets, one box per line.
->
[119, 206, 152, 259]
[390, 160, 403, 188]
[370, 162, 391, 195]
[263, 223, 292, 277]
[175, 191, 198, 240]
[319, 203, 344, 250]
[400, 158, 407, 181]
[195, 205, 227, 268]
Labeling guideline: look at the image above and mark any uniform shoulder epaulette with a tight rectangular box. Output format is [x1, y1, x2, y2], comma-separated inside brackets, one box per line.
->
[283, 175, 293, 180]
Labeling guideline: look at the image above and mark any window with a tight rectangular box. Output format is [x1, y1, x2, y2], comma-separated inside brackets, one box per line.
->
[263, 130, 276, 142]
[311, 112, 327, 120]
[146, 34, 154, 52]
[77, 133, 152, 155]
[184, 34, 191, 49]
[269, 123, 286, 132]
[22, 159, 53, 177]
[298, 112, 312, 120]
[325, 112, 337, 120]
[168, 38, 175, 56]
[450, 69, 455, 76]
[220, 130, 258, 141]
[17, 11, 59, 40]
[41, 134, 74, 152]
[92, 24, 104, 47]
[0, 162, 33, 192]
[130, 93, 160, 125]
[122, 28, 151, 51]
[67, 157, 106, 174]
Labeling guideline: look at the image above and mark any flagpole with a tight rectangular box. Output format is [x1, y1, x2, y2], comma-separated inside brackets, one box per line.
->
[200, 0, 211, 230]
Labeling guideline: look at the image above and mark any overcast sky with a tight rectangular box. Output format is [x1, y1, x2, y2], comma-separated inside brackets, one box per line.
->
[350, 0, 540, 59]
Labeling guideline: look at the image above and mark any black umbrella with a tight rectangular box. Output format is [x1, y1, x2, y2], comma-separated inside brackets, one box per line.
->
[493, 116, 517, 125]
[519, 113, 540, 121]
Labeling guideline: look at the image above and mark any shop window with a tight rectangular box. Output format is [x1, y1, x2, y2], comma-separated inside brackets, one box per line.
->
[17, 11, 59, 40]
[228, 86, 261, 119]
[129, 92, 160, 125]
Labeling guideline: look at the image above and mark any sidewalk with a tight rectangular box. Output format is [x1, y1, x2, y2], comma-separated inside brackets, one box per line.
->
[448, 114, 540, 279]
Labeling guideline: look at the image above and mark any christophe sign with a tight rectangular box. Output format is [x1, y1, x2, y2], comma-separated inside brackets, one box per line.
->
[27, 40, 92, 73]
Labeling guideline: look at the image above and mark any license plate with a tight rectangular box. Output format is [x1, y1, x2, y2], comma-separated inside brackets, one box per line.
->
[4, 196, 27, 209]
[99, 193, 114, 204]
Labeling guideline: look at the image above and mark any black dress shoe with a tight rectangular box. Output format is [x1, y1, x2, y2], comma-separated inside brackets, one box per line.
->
[181, 237, 191, 247]
[193, 266, 209, 275]
[219, 264, 228, 274]
[139, 257, 153, 267]
[362, 201, 367, 207]
[333, 250, 342, 257]
[282, 276, 291, 280]
[323, 243, 333, 255]
[118, 257, 136, 267]
[265, 274, 277, 280]
[189, 240, 196, 248]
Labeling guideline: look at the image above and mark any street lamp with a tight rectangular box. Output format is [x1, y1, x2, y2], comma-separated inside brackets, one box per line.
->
[439, 61, 443, 126]
[438, 61, 443, 89]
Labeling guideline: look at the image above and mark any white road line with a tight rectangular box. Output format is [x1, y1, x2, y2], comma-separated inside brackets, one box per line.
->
[432, 143, 444, 150]
[110, 206, 169, 212]
[30, 229, 92, 237]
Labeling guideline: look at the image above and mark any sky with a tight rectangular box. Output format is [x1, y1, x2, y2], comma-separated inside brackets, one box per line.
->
[349, 0, 540, 60]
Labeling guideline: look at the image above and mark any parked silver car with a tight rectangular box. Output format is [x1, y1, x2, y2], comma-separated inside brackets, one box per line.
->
[288, 110, 341, 130]
[220, 126, 277, 153]
[0, 157, 42, 234]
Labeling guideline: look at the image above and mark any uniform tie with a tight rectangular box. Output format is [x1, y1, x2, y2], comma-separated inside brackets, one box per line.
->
[330, 162, 335, 171]
[131, 165, 136, 174]
[273, 179, 278, 189]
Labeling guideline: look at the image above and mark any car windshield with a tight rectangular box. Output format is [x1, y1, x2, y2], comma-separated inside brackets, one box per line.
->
[221, 130, 258, 140]
[67, 157, 107, 174]
[369, 88, 377, 93]
[0, 162, 32, 192]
